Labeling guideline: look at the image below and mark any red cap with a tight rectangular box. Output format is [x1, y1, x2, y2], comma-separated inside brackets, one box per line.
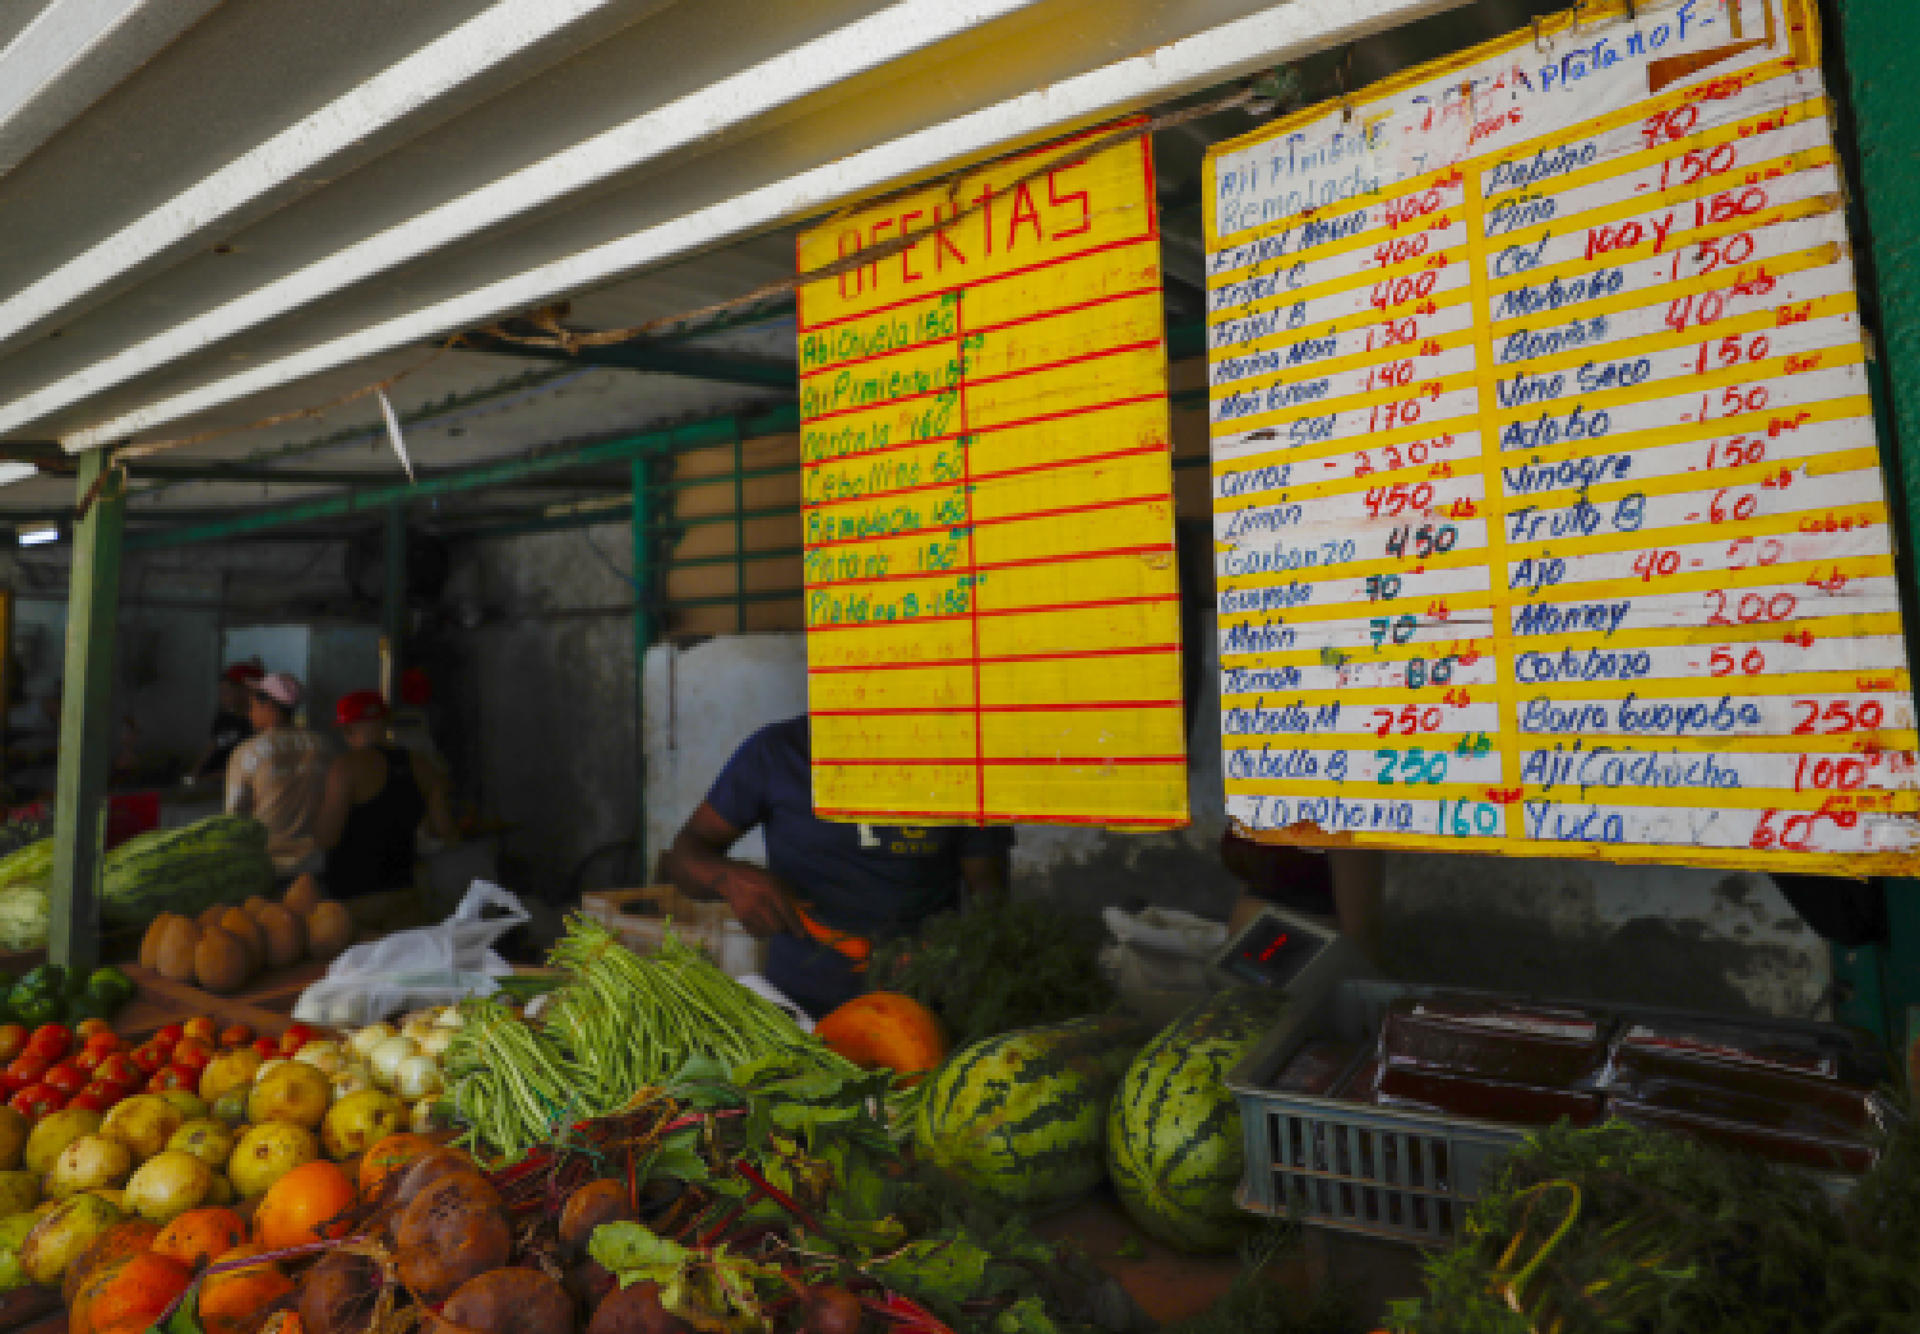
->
[399, 667, 432, 708]
[223, 661, 265, 685]
[335, 690, 390, 728]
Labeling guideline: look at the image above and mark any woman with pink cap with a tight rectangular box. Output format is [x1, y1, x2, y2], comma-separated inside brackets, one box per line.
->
[225, 671, 333, 876]
[316, 690, 457, 898]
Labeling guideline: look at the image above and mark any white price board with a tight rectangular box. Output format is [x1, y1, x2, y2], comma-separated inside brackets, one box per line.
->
[1205, 0, 1920, 872]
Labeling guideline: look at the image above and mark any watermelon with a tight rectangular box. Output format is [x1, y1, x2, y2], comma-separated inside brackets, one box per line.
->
[100, 815, 273, 929]
[913, 1014, 1144, 1210]
[1107, 987, 1287, 1251]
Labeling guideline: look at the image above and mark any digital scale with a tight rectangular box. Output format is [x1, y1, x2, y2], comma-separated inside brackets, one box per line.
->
[1209, 904, 1372, 1014]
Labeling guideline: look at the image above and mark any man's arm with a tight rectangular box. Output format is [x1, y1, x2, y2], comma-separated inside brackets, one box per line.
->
[665, 802, 806, 938]
[411, 750, 460, 844]
[224, 746, 251, 816]
[314, 755, 353, 851]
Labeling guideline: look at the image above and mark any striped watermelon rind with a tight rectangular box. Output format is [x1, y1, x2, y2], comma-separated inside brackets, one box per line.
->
[1108, 987, 1287, 1251]
[913, 1014, 1145, 1210]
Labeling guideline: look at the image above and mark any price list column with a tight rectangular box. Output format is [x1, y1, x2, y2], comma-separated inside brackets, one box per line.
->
[1475, 59, 1920, 856]
[1208, 165, 1514, 844]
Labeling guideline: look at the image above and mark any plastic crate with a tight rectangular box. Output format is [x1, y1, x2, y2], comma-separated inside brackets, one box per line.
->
[1228, 980, 1886, 1246]
[1229, 980, 1526, 1243]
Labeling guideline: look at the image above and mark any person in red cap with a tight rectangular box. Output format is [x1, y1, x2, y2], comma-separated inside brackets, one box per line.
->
[316, 689, 457, 899]
[226, 671, 334, 875]
[191, 660, 264, 781]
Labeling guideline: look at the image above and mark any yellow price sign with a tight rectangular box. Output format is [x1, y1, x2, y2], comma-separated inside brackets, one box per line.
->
[796, 124, 1188, 828]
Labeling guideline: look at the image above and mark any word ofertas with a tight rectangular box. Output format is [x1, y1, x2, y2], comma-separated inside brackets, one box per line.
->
[827, 160, 1099, 301]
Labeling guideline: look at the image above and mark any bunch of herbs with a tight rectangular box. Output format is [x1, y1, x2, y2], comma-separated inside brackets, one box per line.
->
[870, 900, 1113, 1047]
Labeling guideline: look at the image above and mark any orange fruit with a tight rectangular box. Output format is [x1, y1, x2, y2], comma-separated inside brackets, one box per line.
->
[357, 1132, 436, 1201]
[71, 1251, 192, 1334]
[198, 1245, 295, 1334]
[63, 1221, 161, 1307]
[153, 1207, 249, 1270]
[254, 1160, 357, 1249]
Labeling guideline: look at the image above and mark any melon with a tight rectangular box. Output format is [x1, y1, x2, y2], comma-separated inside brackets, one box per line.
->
[1107, 988, 1286, 1251]
[912, 1015, 1142, 1211]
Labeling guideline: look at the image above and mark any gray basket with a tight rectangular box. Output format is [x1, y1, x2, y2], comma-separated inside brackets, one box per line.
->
[1228, 980, 1527, 1243]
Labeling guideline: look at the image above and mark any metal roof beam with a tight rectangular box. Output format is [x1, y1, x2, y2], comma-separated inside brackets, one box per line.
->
[0, 0, 222, 176]
[15, 0, 1044, 443]
[118, 404, 799, 549]
[124, 460, 625, 489]
[460, 329, 796, 388]
[56, 0, 1462, 451]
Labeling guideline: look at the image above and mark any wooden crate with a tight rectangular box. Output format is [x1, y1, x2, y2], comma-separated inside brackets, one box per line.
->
[580, 887, 763, 976]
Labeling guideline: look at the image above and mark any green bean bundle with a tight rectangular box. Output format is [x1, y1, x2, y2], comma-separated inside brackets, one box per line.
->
[546, 915, 851, 1107]
[443, 996, 589, 1163]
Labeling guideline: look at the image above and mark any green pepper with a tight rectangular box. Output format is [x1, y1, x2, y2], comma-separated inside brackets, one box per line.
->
[85, 966, 134, 1007]
[12, 994, 59, 1028]
[17, 963, 61, 997]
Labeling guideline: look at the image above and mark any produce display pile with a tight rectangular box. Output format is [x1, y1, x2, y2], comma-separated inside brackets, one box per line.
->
[1388, 1116, 1920, 1334]
[0, 815, 277, 953]
[141, 874, 353, 997]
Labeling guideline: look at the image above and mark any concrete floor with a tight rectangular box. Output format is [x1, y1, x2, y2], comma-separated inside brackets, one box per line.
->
[1038, 1191, 1427, 1328]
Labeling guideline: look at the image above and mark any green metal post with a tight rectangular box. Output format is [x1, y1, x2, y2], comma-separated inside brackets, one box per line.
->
[381, 503, 406, 702]
[48, 451, 126, 974]
[1835, 0, 1920, 1040]
[733, 427, 746, 633]
[631, 456, 654, 877]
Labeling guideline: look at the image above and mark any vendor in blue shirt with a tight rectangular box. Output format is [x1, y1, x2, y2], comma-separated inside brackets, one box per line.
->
[665, 716, 1012, 1017]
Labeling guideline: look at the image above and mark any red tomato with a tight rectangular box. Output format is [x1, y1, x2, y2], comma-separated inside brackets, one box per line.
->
[26, 1025, 71, 1062]
[0, 1025, 27, 1065]
[72, 1048, 104, 1074]
[9, 1085, 61, 1118]
[94, 1053, 141, 1088]
[5, 1054, 49, 1086]
[0, 1074, 25, 1099]
[278, 1024, 316, 1057]
[42, 1063, 86, 1097]
[153, 1024, 185, 1048]
[127, 1044, 168, 1076]
[146, 1067, 193, 1094]
[74, 1018, 113, 1042]
[170, 1039, 213, 1074]
[77, 1080, 126, 1110]
[251, 1037, 279, 1061]
[182, 1017, 218, 1043]
[219, 1023, 255, 1048]
[65, 1090, 108, 1113]
[82, 1032, 120, 1058]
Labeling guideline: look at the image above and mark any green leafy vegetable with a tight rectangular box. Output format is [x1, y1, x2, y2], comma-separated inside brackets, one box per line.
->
[1389, 1118, 1920, 1334]
[870, 901, 1113, 1047]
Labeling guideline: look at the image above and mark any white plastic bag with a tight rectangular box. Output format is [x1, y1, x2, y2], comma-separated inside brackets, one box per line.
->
[1099, 906, 1229, 1018]
[293, 880, 530, 1027]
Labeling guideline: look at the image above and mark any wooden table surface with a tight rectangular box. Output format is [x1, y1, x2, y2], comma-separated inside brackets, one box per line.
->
[111, 959, 331, 1041]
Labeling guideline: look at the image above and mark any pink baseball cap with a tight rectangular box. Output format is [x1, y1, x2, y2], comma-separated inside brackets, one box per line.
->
[252, 672, 303, 711]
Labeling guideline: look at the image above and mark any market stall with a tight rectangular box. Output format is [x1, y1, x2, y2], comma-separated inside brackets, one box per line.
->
[0, 0, 1914, 1330]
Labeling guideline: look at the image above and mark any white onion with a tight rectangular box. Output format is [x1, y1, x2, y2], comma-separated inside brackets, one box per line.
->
[410, 1098, 441, 1134]
[394, 1053, 442, 1101]
[416, 1027, 453, 1059]
[400, 1016, 439, 1045]
[434, 1007, 463, 1029]
[332, 1067, 372, 1096]
[369, 1035, 420, 1090]
[349, 1022, 397, 1060]
[293, 1040, 345, 1076]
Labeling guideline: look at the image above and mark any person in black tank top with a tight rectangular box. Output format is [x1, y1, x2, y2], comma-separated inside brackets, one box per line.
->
[317, 690, 455, 898]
